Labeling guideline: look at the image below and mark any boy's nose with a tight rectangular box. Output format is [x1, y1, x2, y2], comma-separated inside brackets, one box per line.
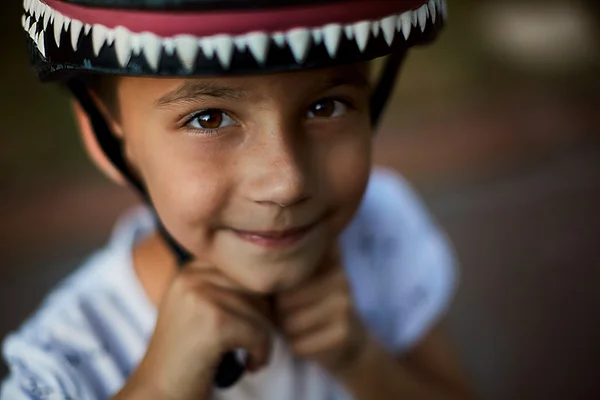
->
[255, 174, 310, 209]
[244, 128, 311, 208]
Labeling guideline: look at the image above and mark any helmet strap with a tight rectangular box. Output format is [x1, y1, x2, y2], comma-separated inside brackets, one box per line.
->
[370, 47, 407, 127]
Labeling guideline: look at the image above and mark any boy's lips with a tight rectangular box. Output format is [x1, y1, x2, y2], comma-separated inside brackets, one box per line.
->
[229, 219, 322, 248]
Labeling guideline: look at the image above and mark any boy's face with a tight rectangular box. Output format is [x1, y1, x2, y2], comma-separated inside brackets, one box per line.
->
[111, 64, 372, 294]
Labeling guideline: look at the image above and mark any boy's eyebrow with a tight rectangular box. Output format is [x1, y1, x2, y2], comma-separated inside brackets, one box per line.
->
[319, 66, 371, 92]
[155, 68, 369, 108]
[325, 74, 370, 90]
[154, 81, 249, 108]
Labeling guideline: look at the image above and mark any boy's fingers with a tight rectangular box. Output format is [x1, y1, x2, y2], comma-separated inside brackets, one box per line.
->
[277, 262, 345, 312]
[177, 265, 243, 292]
[176, 266, 224, 284]
[170, 267, 274, 369]
[218, 309, 272, 370]
[279, 292, 346, 337]
[290, 322, 348, 357]
[208, 287, 273, 327]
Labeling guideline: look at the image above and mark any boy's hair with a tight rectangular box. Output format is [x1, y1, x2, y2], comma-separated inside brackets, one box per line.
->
[84, 75, 120, 120]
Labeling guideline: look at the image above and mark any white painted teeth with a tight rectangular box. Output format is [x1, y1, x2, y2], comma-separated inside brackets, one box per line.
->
[429, 0, 437, 24]
[38, 30, 46, 58]
[131, 34, 142, 55]
[140, 32, 162, 70]
[401, 12, 413, 41]
[322, 24, 342, 58]
[22, 15, 30, 30]
[245, 32, 270, 65]
[353, 21, 371, 53]
[42, 5, 51, 30]
[199, 37, 215, 60]
[344, 25, 354, 40]
[174, 35, 198, 71]
[28, 22, 37, 43]
[286, 28, 311, 63]
[380, 16, 396, 46]
[22, 0, 446, 70]
[32, 1, 40, 19]
[272, 33, 286, 48]
[114, 26, 133, 67]
[53, 13, 64, 48]
[418, 5, 428, 32]
[70, 19, 83, 50]
[212, 35, 234, 69]
[371, 21, 380, 38]
[63, 16, 72, 32]
[311, 28, 323, 46]
[91, 24, 109, 56]
[233, 36, 246, 52]
[163, 38, 175, 55]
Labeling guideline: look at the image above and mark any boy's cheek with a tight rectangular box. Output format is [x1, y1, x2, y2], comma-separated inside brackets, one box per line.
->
[143, 156, 229, 222]
[327, 145, 371, 214]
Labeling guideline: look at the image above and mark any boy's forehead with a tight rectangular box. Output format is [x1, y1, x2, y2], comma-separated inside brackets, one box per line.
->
[121, 63, 369, 103]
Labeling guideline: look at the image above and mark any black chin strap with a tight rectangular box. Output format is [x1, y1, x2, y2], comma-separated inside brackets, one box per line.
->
[370, 48, 407, 127]
[66, 50, 406, 389]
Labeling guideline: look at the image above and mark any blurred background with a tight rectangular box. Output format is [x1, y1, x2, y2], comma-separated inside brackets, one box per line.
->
[1, 0, 599, 398]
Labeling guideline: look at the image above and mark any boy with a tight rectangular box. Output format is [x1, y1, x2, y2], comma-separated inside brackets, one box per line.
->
[3, 0, 473, 399]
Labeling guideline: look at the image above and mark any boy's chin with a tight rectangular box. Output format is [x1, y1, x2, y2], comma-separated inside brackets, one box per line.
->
[216, 247, 329, 295]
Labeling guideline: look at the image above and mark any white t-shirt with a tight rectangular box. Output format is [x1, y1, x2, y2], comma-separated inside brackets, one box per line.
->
[1, 168, 457, 400]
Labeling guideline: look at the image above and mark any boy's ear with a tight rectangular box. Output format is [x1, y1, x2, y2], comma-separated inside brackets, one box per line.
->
[73, 97, 126, 186]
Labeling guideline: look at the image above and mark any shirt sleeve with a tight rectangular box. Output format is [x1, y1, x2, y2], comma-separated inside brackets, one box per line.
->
[389, 222, 457, 352]
[355, 168, 458, 353]
[1, 333, 98, 400]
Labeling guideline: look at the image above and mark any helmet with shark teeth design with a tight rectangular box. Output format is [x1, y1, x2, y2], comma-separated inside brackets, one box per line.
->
[20, 0, 447, 390]
[23, 0, 446, 79]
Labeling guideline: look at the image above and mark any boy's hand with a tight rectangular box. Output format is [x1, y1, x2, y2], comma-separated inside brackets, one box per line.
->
[118, 266, 273, 400]
[275, 250, 369, 375]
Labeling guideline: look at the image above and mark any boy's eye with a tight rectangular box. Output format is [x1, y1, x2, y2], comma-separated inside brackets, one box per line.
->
[189, 109, 235, 130]
[307, 99, 348, 119]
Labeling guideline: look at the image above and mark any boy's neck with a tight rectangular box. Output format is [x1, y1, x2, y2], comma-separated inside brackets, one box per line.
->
[132, 230, 179, 307]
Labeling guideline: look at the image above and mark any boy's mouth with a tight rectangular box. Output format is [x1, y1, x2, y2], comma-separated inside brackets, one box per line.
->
[229, 220, 321, 248]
